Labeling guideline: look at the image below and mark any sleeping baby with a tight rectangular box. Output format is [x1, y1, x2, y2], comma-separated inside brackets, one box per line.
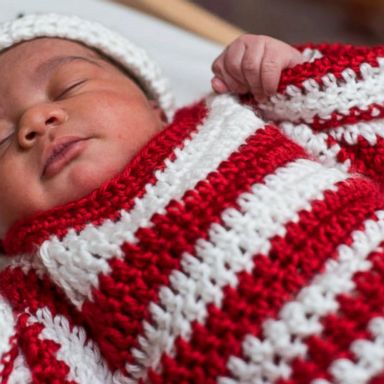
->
[1, 13, 384, 384]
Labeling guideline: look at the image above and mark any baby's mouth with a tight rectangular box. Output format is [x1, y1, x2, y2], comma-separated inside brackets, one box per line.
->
[42, 137, 89, 178]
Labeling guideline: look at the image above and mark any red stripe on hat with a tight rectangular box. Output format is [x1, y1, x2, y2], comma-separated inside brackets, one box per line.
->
[151, 178, 384, 384]
[3, 101, 207, 255]
[281, 245, 384, 384]
[16, 313, 77, 384]
[80, 126, 307, 373]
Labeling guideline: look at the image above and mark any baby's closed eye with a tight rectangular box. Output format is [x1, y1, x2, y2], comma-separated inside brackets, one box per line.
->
[0, 132, 12, 145]
[54, 79, 88, 100]
[0, 131, 14, 156]
[0, 121, 14, 148]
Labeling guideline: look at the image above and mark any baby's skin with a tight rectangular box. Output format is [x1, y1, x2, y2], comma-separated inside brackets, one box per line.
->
[0, 35, 301, 237]
[0, 38, 165, 237]
[211, 34, 303, 101]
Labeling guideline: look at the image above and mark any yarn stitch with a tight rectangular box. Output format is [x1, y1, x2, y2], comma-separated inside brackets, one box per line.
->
[2, 44, 384, 384]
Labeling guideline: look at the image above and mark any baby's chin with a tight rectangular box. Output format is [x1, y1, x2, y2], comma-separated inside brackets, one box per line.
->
[0, 163, 121, 238]
[45, 159, 128, 209]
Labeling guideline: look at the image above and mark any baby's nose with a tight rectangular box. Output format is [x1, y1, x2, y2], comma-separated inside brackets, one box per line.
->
[18, 104, 68, 148]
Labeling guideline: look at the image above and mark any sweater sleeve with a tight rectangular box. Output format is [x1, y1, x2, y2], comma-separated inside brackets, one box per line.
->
[255, 43, 384, 188]
[0, 296, 31, 383]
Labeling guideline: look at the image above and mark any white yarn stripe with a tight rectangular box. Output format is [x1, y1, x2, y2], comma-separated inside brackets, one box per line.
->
[280, 121, 350, 171]
[312, 317, 384, 384]
[125, 158, 348, 382]
[6, 352, 32, 384]
[320, 317, 384, 384]
[27, 307, 113, 384]
[37, 95, 267, 309]
[219, 211, 384, 384]
[0, 297, 18, 381]
[259, 57, 384, 123]
[302, 48, 323, 63]
[5, 253, 47, 278]
[328, 118, 384, 146]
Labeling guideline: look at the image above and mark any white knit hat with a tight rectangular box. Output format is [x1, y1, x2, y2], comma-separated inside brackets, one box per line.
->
[0, 13, 175, 119]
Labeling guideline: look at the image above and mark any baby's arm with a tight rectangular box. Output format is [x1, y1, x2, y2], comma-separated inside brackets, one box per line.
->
[211, 34, 303, 101]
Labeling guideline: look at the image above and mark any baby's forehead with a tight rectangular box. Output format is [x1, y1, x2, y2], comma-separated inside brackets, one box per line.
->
[0, 37, 101, 69]
[0, 37, 107, 102]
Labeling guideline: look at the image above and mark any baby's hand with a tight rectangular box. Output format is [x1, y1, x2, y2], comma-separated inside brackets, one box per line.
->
[211, 34, 303, 102]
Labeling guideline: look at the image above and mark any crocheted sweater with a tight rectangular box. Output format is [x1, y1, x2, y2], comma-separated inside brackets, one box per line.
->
[2, 44, 384, 384]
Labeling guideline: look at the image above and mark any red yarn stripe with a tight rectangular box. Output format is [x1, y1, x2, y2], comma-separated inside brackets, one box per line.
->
[336, 135, 384, 188]
[150, 178, 384, 384]
[0, 267, 84, 328]
[243, 100, 384, 135]
[281, 244, 384, 384]
[0, 267, 92, 381]
[278, 44, 384, 93]
[80, 126, 307, 372]
[370, 372, 384, 384]
[309, 104, 384, 131]
[16, 313, 77, 384]
[3, 101, 207, 255]
[0, 334, 18, 384]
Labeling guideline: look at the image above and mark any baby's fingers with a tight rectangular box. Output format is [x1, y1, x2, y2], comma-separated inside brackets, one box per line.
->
[261, 43, 303, 97]
[259, 48, 284, 98]
[221, 40, 249, 94]
[212, 47, 248, 94]
[211, 76, 228, 93]
[241, 42, 265, 101]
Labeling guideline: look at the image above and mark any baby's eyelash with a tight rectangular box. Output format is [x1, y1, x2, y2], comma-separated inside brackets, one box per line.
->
[0, 132, 13, 147]
[56, 80, 87, 99]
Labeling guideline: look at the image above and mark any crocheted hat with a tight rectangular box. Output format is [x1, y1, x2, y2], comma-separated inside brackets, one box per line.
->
[0, 13, 175, 119]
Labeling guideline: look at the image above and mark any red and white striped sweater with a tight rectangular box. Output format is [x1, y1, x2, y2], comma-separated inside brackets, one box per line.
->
[2, 44, 384, 384]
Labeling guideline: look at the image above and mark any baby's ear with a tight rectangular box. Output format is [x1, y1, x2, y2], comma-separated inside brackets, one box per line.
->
[149, 99, 168, 125]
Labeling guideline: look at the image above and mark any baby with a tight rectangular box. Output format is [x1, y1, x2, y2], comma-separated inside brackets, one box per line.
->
[1, 13, 384, 384]
[0, 31, 301, 238]
[0, 35, 166, 238]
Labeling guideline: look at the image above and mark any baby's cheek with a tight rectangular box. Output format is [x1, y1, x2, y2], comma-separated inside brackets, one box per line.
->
[46, 149, 131, 207]
[0, 185, 40, 238]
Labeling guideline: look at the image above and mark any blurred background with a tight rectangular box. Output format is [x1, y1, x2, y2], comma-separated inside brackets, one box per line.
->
[190, 0, 384, 45]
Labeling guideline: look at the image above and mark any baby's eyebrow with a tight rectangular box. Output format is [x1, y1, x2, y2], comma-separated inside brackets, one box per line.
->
[34, 55, 103, 81]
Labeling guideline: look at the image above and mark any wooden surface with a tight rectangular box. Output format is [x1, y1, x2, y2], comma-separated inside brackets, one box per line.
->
[109, 0, 245, 45]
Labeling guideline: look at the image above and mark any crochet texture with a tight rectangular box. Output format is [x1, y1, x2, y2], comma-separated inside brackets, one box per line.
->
[2, 44, 384, 384]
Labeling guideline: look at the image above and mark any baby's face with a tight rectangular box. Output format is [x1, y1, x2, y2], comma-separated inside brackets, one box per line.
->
[0, 38, 164, 236]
